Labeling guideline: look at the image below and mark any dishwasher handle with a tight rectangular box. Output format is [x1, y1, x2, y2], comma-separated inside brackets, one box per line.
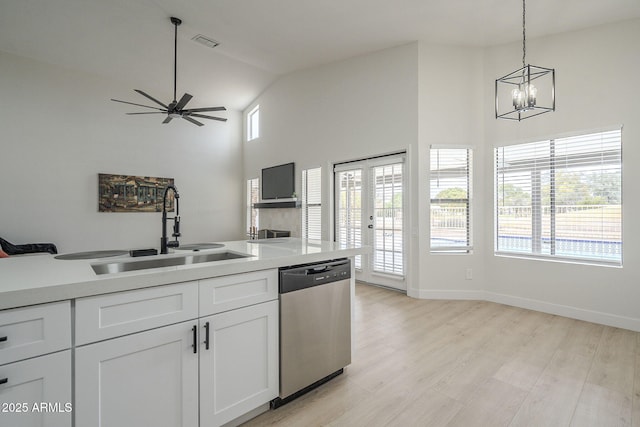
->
[305, 259, 350, 275]
[280, 259, 351, 293]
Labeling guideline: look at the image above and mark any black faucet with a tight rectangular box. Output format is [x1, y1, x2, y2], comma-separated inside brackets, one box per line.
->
[160, 185, 181, 254]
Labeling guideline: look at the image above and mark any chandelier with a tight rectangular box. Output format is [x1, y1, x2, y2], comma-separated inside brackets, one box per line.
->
[495, 0, 555, 121]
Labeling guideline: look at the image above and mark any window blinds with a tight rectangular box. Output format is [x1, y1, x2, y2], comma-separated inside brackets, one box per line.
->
[302, 167, 322, 240]
[430, 147, 472, 252]
[495, 129, 622, 264]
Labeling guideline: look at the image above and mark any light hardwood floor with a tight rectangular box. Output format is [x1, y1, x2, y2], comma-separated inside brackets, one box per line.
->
[243, 283, 639, 427]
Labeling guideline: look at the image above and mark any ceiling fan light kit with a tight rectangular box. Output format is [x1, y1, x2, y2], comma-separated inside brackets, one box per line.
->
[111, 17, 227, 126]
[495, 0, 555, 121]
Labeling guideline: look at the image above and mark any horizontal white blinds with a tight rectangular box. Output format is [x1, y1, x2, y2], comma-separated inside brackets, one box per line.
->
[335, 169, 362, 269]
[430, 147, 472, 252]
[302, 167, 322, 240]
[495, 129, 622, 264]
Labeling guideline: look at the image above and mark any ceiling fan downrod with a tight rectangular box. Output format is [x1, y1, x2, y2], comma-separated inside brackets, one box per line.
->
[170, 17, 181, 104]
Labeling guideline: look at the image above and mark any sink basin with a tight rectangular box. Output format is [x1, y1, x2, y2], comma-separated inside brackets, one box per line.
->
[177, 243, 225, 251]
[55, 250, 128, 260]
[91, 251, 253, 275]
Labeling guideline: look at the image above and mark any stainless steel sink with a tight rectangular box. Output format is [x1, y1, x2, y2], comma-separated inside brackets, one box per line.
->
[177, 243, 225, 251]
[91, 251, 253, 275]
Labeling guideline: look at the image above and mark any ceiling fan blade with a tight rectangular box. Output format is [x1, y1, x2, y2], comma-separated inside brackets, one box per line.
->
[189, 113, 228, 122]
[182, 116, 204, 126]
[162, 116, 173, 124]
[134, 90, 169, 109]
[182, 106, 226, 113]
[126, 112, 166, 115]
[174, 93, 193, 111]
[111, 99, 166, 111]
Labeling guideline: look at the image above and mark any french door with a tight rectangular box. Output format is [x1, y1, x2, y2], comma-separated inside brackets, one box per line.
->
[334, 153, 406, 290]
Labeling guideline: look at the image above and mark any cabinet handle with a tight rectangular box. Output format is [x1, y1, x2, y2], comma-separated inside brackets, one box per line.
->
[0, 336, 7, 342]
[0, 378, 7, 385]
[204, 322, 210, 350]
[192, 325, 197, 354]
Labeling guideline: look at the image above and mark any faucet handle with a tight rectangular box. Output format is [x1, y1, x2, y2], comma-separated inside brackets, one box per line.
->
[172, 217, 181, 237]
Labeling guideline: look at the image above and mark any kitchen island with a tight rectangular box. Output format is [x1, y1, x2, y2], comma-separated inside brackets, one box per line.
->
[0, 237, 363, 310]
[0, 238, 366, 427]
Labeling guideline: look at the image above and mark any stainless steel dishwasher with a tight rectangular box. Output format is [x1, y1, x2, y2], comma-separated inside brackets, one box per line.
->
[272, 258, 351, 408]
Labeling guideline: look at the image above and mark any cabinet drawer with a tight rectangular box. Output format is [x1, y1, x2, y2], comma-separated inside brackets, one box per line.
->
[0, 301, 71, 365]
[76, 282, 199, 345]
[199, 269, 278, 316]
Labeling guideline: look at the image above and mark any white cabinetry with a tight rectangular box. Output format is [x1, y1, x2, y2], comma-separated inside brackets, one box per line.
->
[74, 270, 278, 427]
[0, 301, 72, 427]
[75, 282, 199, 427]
[75, 321, 199, 427]
[199, 300, 278, 427]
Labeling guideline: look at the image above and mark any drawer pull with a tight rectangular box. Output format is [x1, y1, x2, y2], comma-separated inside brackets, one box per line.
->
[204, 322, 210, 350]
[192, 325, 197, 354]
[0, 336, 7, 342]
[0, 378, 7, 385]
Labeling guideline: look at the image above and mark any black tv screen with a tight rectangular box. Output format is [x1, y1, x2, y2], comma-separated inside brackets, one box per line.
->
[261, 162, 295, 200]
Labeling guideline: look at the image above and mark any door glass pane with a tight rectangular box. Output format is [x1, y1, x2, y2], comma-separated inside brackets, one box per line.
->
[336, 170, 362, 269]
[371, 163, 403, 275]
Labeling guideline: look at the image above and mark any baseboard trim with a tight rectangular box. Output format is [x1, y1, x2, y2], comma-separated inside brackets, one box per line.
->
[410, 288, 640, 332]
[484, 291, 640, 332]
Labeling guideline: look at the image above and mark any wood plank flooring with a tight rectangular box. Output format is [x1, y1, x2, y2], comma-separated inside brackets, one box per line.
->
[242, 283, 639, 426]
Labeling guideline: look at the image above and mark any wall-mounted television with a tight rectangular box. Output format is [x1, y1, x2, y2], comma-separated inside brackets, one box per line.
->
[261, 162, 295, 200]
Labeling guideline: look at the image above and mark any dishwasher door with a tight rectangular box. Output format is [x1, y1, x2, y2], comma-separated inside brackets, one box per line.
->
[279, 260, 351, 400]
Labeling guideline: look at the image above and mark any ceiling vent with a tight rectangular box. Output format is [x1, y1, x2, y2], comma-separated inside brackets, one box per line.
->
[192, 34, 220, 49]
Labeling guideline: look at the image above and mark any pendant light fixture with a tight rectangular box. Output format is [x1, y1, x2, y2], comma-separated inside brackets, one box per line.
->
[495, 0, 555, 121]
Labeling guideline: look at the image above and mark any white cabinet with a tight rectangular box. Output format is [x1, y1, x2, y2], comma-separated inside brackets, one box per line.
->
[199, 300, 279, 427]
[0, 301, 71, 365]
[0, 302, 72, 427]
[73, 269, 279, 427]
[75, 321, 199, 427]
[199, 269, 277, 315]
[75, 281, 199, 345]
[0, 351, 72, 427]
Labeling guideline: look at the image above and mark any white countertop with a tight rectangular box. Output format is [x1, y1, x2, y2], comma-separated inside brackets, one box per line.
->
[0, 238, 367, 310]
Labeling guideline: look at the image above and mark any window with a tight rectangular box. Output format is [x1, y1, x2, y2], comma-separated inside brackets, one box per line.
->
[302, 167, 322, 239]
[495, 129, 622, 265]
[246, 178, 259, 234]
[247, 105, 260, 141]
[430, 147, 473, 252]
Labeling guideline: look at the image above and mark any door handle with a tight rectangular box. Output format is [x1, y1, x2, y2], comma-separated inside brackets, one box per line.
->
[367, 224, 373, 229]
[0, 378, 7, 385]
[0, 336, 7, 342]
[192, 325, 198, 354]
[204, 322, 210, 350]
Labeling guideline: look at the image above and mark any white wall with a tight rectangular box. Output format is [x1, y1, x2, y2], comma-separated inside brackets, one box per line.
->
[0, 51, 245, 253]
[415, 42, 486, 299]
[243, 43, 419, 263]
[243, 19, 640, 331]
[482, 19, 640, 330]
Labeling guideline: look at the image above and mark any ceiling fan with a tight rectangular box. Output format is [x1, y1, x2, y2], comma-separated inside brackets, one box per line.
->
[111, 17, 227, 127]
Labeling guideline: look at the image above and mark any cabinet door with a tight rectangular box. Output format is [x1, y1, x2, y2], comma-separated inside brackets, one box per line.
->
[75, 322, 198, 427]
[199, 300, 278, 427]
[0, 350, 72, 427]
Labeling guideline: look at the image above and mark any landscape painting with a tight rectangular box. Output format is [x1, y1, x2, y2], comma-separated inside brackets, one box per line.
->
[98, 174, 175, 212]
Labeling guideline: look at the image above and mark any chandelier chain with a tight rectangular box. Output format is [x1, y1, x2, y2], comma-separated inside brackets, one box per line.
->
[522, 0, 526, 69]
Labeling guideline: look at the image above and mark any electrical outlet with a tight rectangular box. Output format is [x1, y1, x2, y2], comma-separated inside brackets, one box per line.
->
[466, 268, 473, 280]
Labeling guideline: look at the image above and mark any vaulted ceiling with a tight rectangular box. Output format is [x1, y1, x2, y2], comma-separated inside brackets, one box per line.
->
[1, 0, 639, 110]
